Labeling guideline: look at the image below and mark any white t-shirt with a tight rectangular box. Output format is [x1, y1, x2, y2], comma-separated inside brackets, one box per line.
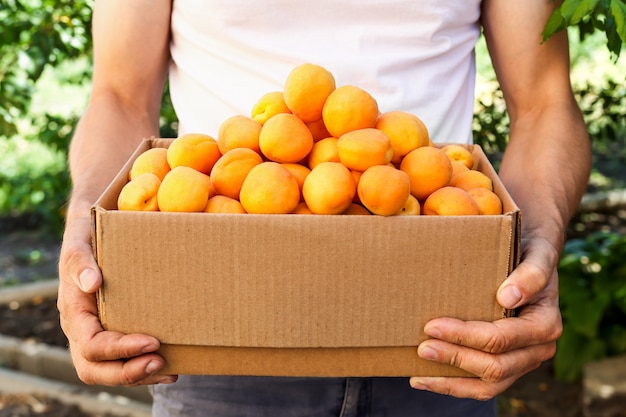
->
[168, 0, 482, 143]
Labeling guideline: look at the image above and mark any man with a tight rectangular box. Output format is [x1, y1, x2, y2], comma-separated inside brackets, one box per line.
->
[58, 0, 591, 415]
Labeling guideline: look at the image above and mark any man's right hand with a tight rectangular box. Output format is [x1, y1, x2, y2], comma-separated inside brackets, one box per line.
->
[58, 216, 178, 386]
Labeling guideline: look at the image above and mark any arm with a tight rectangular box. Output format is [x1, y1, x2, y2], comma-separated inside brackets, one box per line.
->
[409, 0, 591, 399]
[58, 0, 176, 386]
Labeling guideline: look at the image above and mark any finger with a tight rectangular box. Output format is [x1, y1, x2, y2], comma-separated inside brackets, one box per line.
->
[409, 374, 519, 401]
[410, 340, 554, 400]
[59, 217, 103, 293]
[70, 347, 178, 386]
[423, 303, 562, 354]
[59, 280, 162, 361]
[416, 337, 555, 383]
[497, 236, 560, 309]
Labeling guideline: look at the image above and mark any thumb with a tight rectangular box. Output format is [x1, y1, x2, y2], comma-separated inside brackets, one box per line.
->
[60, 218, 103, 293]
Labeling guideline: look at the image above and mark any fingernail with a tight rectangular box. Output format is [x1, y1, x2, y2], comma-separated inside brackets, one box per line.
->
[424, 324, 441, 339]
[410, 378, 428, 390]
[145, 360, 162, 375]
[418, 345, 439, 360]
[157, 375, 178, 384]
[499, 284, 522, 308]
[141, 341, 160, 354]
[79, 269, 98, 292]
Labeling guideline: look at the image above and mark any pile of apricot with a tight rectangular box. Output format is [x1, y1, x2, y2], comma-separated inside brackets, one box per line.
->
[118, 63, 503, 216]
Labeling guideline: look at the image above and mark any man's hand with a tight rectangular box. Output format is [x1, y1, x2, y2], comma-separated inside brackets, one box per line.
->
[58, 217, 178, 386]
[409, 236, 562, 400]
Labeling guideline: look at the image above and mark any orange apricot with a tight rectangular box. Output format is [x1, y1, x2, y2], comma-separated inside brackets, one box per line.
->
[166, 133, 222, 175]
[375, 111, 430, 164]
[450, 169, 493, 191]
[399, 146, 453, 201]
[217, 115, 262, 155]
[322, 85, 379, 138]
[117, 172, 161, 211]
[357, 165, 411, 216]
[467, 187, 503, 215]
[422, 186, 480, 216]
[343, 203, 372, 215]
[283, 63, 336, 123]
[210, 148, 264, 200]
[251, 91, 292, 125]
[259, 113, 314, 163]
[307, 137, 340, 170]
[306, 118, 332, 142]
[204, 195, 247, 214]
[396, 194, 421, 216]
[291, 201, 314, 214]
[281, 163, 311, 202]
[451, 160, 470, 178]
[129, 147, 170, 181]
[302, 161, 356, 215]
[157, 166, 212, 212]
[336, 128, 393, 172]
[441, 144, 474, 169]
[239, 162, 300, 214]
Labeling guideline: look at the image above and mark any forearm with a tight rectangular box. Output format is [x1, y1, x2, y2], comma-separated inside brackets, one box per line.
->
[66, 94, 160, 223]
[498, 97, 591, 252]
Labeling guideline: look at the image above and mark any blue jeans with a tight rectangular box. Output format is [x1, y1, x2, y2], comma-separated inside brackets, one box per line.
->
[150, 376, 497, 417]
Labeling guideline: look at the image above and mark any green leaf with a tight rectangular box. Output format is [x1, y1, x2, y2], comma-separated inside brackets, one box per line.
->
[543, 8, 568, 42]
[610, 0, 626, 43]
[605, 14, 624, 57]
[561, 0, 600, 24]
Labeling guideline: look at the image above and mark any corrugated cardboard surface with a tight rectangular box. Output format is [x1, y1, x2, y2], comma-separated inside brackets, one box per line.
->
[92, 139, 520, 377]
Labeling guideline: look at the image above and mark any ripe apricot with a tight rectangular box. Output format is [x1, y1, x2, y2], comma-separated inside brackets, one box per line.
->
[451, 160, 470, 178]
[157, 166, 212, 212]
[210, 148, 263, 200]
[467, 188, 503, 215]
[217, 115, 262, 155]
[129, 147, 170, 181]
[166, 133, 222, 175]
[322, 85, 379, 138]
[291, 202, 314, 214]
[357, 165, 411, 216]
[441, 144, 474, 169]
[307, 137, 340, 170]
[281, 163, 311, 202]
[400, 146, 453, 201]
[350, 170, 363, 203]
[302, 162, 356, 215]
[259, 113, 314, 163]
[336, 128, 393, 172]
[204, 195, 247, 214]
[251, 91, 292, 125]
[117, 172, 161, 211]
[283, 63, 336, 123]
[375, 111, 430, 164]
[343, 203, 371, 215]
[306, 119, 332, 142]
[396, 195, 421, 216]
[450, 169, 493, 191]
[423, 186, 480, 216]
[239, 162, 300, 214]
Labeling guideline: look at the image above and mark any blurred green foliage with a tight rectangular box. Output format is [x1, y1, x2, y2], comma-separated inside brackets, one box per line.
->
[0, 0, 93, 234]
[472, 74, 626, 190]
[555, 232, 626, 381]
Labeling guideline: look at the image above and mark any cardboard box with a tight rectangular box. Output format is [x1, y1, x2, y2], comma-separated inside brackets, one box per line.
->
[92, 138, 520, 377]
